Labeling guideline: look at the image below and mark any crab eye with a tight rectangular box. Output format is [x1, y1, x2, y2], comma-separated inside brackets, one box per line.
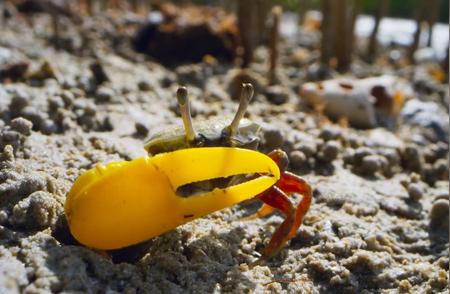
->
[227, 83, 254, 136]
[176, 86, 196, 143]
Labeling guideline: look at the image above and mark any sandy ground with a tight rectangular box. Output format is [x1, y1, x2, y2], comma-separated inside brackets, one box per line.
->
[0, 9, 449, 294]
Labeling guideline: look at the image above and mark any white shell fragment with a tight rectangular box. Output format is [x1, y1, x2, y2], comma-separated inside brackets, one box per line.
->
[300, 75, 412, 128]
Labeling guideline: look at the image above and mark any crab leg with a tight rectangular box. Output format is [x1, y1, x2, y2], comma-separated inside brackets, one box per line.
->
[257, 186, 295, 259]
[257, 173, 312, 259]
[248, 149, 289, 218]
[251, 149, 289, 217]
[254, 203, 276, 218]
[253, 149, 312, 259]
[261, 150, 311, 235]
[276, 172, 312, 239]
[252, 172, 311, 218]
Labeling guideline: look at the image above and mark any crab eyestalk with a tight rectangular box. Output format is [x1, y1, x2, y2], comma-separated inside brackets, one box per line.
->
[228, 83, 254, 136]
[177, 86, 196, 143]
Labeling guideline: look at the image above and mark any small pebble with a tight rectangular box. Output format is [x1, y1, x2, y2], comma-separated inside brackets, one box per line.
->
[9, 93, 29, 116]
[161, 73, 176, 88]
[402, 144, 423, 172]
[122, 86, 131, 94]
[433, 159, 449, 180]
[433, 142, 449, 159]
[434, 191, 449, 202]
[1, 145, 14, 161]
[379, 149, 400, 167]
[263, 128, 284, 149]
[398, 279, 412, 293]
[20, 106, 45, 130]
[430, 199, 449, 232]
[342, 148, 355, 165]
[353, 147, 374, 164]
[138, 80, 152, 91]
[176, 64, 205, 87]
[90, 61, 110, 85]
[40, 119, 58, 134]
[60, 90, 75, 106]
[62, 78, 77, 89]
[10, 117, 33, 136]
[423, 149, 435, 163]
[76, 75, 95, 93]
[48, 96, 65, 112]
[70, 87, 84, 98]
[296, 142, 317, 157]
[410, 173, 421, 183]
[96, 87, 114, 102]
[399, 175, 410, 188]
[360, 155, 385, 176]
[290, 150, 307, 169]
[74, 99, 96, 115]
[407, 183, 424, 201]
[345, 133, 363, 148]
[318, 140, 340, 162]
[264, 85, 289, 105]
[0, 210, 7, 224]
[423, 164, 437, 185]
[319, 126, 341, 141]
[135, 122, 149, 136]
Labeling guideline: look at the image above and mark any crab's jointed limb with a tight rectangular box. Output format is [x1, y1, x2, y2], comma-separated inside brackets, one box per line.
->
[255, 149, 312, 260]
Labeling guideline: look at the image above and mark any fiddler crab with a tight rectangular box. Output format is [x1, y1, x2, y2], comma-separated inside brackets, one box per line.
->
[64, 83, 312, 261]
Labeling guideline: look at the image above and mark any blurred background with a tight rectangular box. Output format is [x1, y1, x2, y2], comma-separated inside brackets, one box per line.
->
[3, 0, 448, 66]
[1, 0, 448, 133]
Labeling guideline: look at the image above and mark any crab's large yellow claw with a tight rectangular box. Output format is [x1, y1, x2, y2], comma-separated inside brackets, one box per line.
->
[65, 147, 280, 250]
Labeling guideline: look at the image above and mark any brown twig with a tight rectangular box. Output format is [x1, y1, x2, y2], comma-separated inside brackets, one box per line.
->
[426, 0, 440, 47]
[298, 0, 310, 26]
[50, 9, 60, 49]
[335, 0, 358, 72]
[367, 0, 389, 62]
[237, 0, 258, 68]
[268, 6, 282, 85]
[320, 0, 334, 67]
[408, 0, 428, 63]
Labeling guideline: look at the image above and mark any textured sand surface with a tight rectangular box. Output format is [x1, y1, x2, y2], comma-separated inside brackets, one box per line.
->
[0, 10, 448, 293]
